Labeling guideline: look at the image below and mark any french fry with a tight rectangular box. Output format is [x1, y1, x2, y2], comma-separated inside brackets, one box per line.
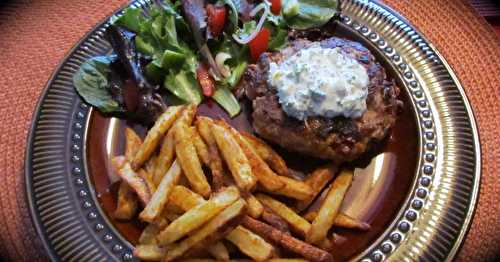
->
[226, 226, 274, 261]
[157, 186, 240, 245]
[139, 223, 163, 245]
[296, 165, 336, 212]
[131, 106, 184, 170]
[114, 181, 138, 220]
[210, 122, 256, 192]
[304, 211, 318, 222]
[304, 211, 370, 231]
[306, 170, 353, 244]
[257, 194, 311, 237]
[195, 117, 225, 191]
[266, 176, 313, 201]
[162, 199, 246, 262]
[112, 157, 151, 205]
[115, 128, 143, 220]
[334, 213, 370, 230]
[261, 209, 290, 234]
[168, 185, 206, 211]
[241, 216, 334, 262]
[241, 132, 288, 177]
[206, 242, 230, 261]
[140, 160, 182, 222]
[218, 121, 285, 191]
[153, 130, 175, 186]
[139, 168, 157, 195]
[191, 127, 211, 167]
[174, 123, 211, 197]
[244, 194, 264, 218]
[154, 105, 197, 185]
[134, 244, 166, 261]
[125, 127, 142, 160]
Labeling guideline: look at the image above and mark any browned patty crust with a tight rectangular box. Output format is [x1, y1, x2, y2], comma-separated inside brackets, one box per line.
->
[241, 37, 401, 162]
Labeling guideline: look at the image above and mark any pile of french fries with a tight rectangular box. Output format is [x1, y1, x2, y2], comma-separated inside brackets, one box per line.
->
[112, 104, 370, 262]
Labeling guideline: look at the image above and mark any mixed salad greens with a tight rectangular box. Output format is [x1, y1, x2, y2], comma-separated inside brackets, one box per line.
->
[73, 0, 339, 125]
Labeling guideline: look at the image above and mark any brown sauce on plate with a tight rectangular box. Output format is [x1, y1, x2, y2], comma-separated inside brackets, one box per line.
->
[86, 89, 417, 260]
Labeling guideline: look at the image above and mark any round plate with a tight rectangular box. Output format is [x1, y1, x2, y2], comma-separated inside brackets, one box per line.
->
[25, 0, 481, 261]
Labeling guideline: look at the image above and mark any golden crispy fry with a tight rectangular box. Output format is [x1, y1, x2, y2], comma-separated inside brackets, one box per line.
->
[115, 128, 142, 219]
[125, 127, 142, 160]
[131, 106, 184, 170]
[139, 223, 164, 245]
[140, 160, 182, 222]
[162, 199, 246, 262]
[210, 123, 256, 192]
[296, 165, 336, 212]
[218, 121, 285, 191]
[257, 194, 311, 237]
[157, 186, 240, 245]
[112, 157, 151, 205]
[241, 132, 288, 177]
[303, 211, 318, 222]
[261, 209, 290, 234]
[207, 242, 230, 261]
[168, 185, 206, 211]
[191, 127, 211, 166]
[134, 244, 166, 261]
[266, 176, 313, 201]
[174, 123, 211, 197]
[304, 211, 370, 231]
[114, 181, 138, 220]
[241, 216, 334, 262]
[306, 170, 353, 244]
[333, 213, 370, 230]
[139, 168, 157, 195]
[226, 226, 274, 261]
[195, 117, 225, 191]
[153, 105, 197, 185]
[244, 194, 264, 218]
[153, 130, 175, 186]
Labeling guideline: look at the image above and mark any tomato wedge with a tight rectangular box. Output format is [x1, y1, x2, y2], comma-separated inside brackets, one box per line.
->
[196, 64, 216, 97]
[248, 28, 270, 62]
[206, 4, 227, 37]
[270, 0, 281, 15]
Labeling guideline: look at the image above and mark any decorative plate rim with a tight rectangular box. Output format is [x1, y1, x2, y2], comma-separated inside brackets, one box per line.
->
[25, 0, 481, 261]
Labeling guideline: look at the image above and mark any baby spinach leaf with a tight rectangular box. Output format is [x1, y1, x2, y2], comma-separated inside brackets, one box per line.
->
[73, 56, 124, 113]
[282, 0, 338, 29]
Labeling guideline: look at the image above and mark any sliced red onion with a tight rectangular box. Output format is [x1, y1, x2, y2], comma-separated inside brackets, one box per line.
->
[232, 1, 270, 45]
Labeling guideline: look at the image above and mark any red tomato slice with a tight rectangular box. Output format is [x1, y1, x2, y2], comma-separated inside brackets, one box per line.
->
[206, 4, 227, 37]
[249, 28, 271, 62]
[196, 64, 215, 97]
[270, 0, 281, 15]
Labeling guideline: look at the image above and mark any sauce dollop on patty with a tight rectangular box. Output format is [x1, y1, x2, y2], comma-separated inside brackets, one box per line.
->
[268, 43, 369, 120]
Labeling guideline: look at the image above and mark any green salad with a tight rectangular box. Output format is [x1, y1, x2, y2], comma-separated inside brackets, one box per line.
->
[73, 0, 338, 125]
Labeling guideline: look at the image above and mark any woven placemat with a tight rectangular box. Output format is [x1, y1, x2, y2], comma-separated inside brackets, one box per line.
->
[0, 0, 498, 261]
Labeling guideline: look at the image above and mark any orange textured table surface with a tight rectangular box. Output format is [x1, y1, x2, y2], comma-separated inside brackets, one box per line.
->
[0, 0, 499, 261]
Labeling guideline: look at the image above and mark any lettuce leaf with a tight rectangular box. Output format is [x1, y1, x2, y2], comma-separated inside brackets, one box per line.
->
[282, 0, 339, 29]
[73, 56, 125, 113]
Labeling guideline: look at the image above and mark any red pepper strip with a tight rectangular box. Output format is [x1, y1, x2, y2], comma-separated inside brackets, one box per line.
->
[196, 64, 216, 97]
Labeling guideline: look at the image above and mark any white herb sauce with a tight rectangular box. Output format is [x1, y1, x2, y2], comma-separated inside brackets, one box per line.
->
[268, 44, 369, 120]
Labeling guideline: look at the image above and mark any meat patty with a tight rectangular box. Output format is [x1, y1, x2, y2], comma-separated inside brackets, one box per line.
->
[240, 37, 401, 162]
